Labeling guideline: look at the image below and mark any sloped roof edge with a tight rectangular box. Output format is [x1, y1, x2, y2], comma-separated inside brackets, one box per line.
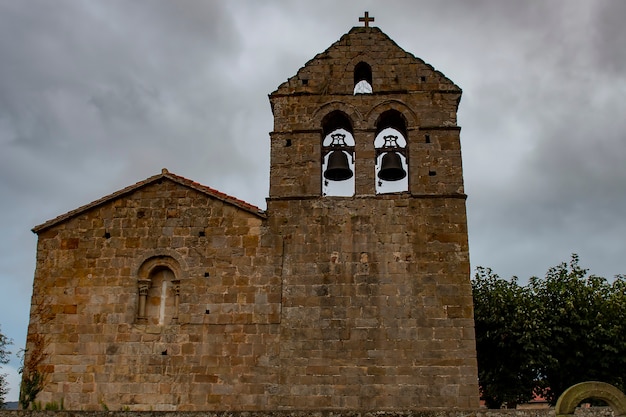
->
[32, 168, 266, 234]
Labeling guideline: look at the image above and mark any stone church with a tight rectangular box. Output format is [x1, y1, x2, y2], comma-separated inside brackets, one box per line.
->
[25, 17, 479, 411]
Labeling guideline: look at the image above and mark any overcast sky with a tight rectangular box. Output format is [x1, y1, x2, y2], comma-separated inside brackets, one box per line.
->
[2, 0, 626, 401]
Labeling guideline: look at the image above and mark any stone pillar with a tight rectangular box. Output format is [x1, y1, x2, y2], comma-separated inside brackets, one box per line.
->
[354, 130, 376, 195]
[137, 279, 150, 321]
[171, 279, 180, 323]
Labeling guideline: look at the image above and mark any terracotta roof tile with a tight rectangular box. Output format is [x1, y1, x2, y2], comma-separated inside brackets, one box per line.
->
[32, 168, 266, 233]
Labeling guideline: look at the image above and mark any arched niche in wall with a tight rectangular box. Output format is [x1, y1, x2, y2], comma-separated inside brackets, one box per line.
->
[321, 110, 355, 197]
[137, 256, 181, 325]
[374, 110, 408, 194]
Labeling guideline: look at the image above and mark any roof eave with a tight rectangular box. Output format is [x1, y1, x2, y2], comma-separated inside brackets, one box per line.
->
[32, 169, 266, 234]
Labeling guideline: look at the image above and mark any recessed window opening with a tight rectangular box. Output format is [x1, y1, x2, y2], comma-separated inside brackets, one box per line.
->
[144, 266, 178, 326]
[321, 111, 355, 197]
[375, 110, 409, 194]
[354, 62, 373, 95]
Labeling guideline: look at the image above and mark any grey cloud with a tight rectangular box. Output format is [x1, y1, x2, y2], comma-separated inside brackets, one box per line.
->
[591, 1, 626, 74]
[2, 0, 626, 401]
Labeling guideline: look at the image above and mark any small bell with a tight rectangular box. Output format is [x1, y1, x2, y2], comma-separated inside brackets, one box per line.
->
[324, 151, 353, 181]
[378, 152, 406, 181]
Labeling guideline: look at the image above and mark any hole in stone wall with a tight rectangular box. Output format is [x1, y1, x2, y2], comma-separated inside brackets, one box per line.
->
[205, 309, 210, 314]
[420, 76, 426, 82]
[103, 231, 111, 239]
[429, 170, 437, 176]
[198, 231, 205, 237]
[302, 79, 308, 85]
[204, 272, 210, 277]
[285, 139, 292, 147]
[137, 211, 145, 218]
[161, 350, 167, 355]
[425, 134, 431, 143]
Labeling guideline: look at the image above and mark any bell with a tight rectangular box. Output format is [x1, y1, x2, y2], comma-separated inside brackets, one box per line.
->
[378, 152, 407, 181]
[324, 151, 353, 181]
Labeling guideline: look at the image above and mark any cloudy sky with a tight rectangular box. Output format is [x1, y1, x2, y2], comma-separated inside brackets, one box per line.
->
[1, 0, 626, 401]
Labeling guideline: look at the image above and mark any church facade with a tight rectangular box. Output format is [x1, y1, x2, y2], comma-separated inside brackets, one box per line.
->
[25, 22, 479, 411]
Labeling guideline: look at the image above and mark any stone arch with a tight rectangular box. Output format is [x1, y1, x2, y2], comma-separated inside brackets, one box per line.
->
[374, 108, 409, 193]
[375, 109, 408, 139]
[365, 99, 418, 129]
[136, 254, 186, 325]
[319, 109, 356, 196]
[344, 53, 376, 91]
[137, 255, 184, 281]
[555, 382, 626, 417]
[312, 100, 363, 128]
[321, 110, 354, 138]
[135, 249, 188, 279]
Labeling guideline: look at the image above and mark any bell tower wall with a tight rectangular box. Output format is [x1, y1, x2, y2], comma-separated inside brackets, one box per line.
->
[266, 26, 479, 409]
[269, 93, 465, 198]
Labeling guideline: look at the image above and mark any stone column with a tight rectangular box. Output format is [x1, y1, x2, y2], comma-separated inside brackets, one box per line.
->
[137, 279, 151, 321]
[355, 129, 376, 195]
[171, 279, 181, 323]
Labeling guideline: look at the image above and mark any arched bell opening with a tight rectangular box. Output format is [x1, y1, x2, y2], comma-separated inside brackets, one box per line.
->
[354, 61, 373, 94]
[321, 111, 355, 196]
[374, 110, 408, 194]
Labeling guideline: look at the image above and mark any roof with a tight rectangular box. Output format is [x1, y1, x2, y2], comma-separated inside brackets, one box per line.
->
[271, 26, 460, 97]
[32, 168, 266, 233]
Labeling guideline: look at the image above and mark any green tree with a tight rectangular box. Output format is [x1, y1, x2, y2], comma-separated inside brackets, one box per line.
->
[529, 255, 626, 403]
[473, 255, 626, 408]
[472, 267, 544, 408]
[0, 326, 13, 409]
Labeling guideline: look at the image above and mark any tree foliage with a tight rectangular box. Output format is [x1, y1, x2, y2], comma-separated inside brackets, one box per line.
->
[0, 325, 13, 409]
[473, 255, 626, 408]
[472, 267, 543, 408]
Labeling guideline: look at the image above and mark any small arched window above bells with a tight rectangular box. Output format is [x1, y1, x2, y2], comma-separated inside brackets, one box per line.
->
[321, 111, 355, 197]
[374, 110, 408, 194]
[354, 62, 373, 94]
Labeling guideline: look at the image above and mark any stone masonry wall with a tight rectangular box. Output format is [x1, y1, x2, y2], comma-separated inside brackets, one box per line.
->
[0, 408, 618, 417]
[25, 25, 480, 412]
[27, 180, 281, 410]
[266, 26, 477, 409]
[269, 29, 464, 200]
[267, 195, 475, 409]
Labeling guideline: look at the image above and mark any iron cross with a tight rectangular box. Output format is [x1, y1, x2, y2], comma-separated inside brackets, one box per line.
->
[359, 11, 375, 28]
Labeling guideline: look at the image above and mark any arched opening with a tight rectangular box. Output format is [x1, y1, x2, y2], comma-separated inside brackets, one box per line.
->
[354, 62, 373, 94]
[374, 110, 408, 194]
[145, 266, 177, 325]
[137, 256, 181, 325]
[555, 382, 626, 417]
[321, 111, 355, 196]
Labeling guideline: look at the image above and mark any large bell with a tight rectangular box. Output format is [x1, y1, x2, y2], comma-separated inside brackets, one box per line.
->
[324, 150, 353, 181]
[378, 152, 407, 181]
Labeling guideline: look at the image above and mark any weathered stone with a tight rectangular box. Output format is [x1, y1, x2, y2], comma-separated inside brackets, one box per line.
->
[24, 24, 479, 411]
[556, 382, 626, 417]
